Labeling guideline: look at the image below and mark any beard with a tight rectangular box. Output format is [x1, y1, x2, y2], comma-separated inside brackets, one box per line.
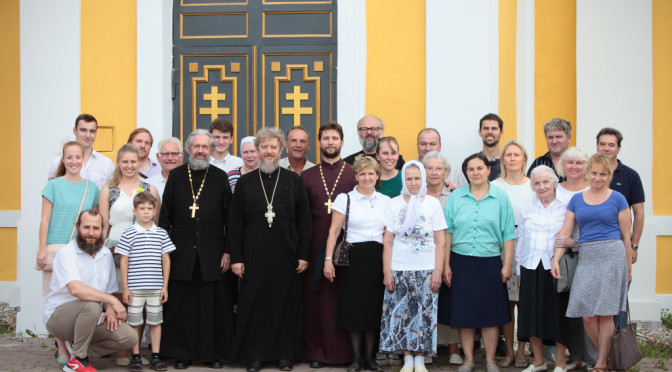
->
[76, 232, 104, 255]
[259, 157, 280, 174]
[189, 156, 210, 171]
[482, 137, 500, 147]
[359, 136, 379, 152]
[320, 146, 342, 160]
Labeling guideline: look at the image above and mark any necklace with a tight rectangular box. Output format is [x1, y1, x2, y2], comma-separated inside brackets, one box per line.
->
[187, 164, 209, 218]
[259, 168, 281, 227]
[319, 161, 346, 214]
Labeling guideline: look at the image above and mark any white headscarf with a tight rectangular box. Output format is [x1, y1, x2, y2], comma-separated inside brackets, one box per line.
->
[400, 160, 427, 235]
[240, 136, 255, 148]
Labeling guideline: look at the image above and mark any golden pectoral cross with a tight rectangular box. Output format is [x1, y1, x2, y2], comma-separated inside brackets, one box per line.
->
[265, 204, 275, 227]
[325, 199, 333, 214]
[189, 202, 199, 218]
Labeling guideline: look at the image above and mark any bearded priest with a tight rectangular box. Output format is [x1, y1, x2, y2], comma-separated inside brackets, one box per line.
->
[159, 129, 235, 369]
[229, 127, 312, 372]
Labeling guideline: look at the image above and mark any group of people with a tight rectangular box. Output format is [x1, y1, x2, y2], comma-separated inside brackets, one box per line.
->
[37, 112, 643, 372]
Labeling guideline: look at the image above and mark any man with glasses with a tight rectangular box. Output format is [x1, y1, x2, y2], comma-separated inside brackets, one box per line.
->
[146, 137, 184, 200]
[344, 115, 405, 169]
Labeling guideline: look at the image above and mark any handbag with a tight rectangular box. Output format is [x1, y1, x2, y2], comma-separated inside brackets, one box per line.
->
[553, 247, 578, 293]
[609, 301, 642, 370]
[332, 194, 353, 267]
[37, 180, 89, 271]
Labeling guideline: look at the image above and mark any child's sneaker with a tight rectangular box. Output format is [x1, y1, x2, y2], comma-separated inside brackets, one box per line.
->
[64, 356, 96, 372]
[149, 355, 167, 371]
[128, 355, 143, 371]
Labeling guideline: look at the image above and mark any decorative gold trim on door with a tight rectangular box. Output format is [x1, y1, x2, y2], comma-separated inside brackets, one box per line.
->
[181, 0, 248, 6]
[252, 46, 258, 135]
[273, 64, 320, 131]
[180, 12, 249, 39]
[191, 65, 239, 154]
[262, 11, 332, 38]
[262, 0, 331, 4]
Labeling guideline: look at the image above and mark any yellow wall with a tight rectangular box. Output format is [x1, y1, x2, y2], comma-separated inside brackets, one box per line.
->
[0, 0, 20, 282]
[499, 0, 517, 144]
[653, 0, 672, 216]
[365, 1, 425, 160]
[534, 1, 577, 157]
[656, 236, 672, 294]
[81, 0, 137, 161]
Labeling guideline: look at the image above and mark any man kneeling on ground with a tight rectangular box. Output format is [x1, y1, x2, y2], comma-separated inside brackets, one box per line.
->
[44, 210, 137, 372]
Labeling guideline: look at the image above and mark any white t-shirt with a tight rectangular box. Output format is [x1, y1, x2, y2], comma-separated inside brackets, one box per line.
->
[146, 173, 167, 201]
[331, 187, 390, 244]
[43, 241, 117, 324]
[49, 148, 114, 190]
[556, 183, 589, 241]
[209, 153, 244, 174]
[385, 194, 447, 271]
[491, 179, 534, 225]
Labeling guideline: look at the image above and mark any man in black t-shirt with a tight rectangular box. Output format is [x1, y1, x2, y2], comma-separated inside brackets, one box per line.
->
[343, 115, 405, 169]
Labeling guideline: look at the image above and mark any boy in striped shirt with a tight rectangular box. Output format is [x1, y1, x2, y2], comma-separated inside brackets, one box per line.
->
[117, 192, 176, 371]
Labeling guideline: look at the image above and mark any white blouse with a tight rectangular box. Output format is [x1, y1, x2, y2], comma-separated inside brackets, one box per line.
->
[331, 187, 390, 244]
[515, 194, 569, 275]
[491, 179, 534, 226]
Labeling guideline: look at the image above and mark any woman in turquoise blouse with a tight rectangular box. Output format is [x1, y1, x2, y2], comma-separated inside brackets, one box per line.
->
[442, 153, 516, 372]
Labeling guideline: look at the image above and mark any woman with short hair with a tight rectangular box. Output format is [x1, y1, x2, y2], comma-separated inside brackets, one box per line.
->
[227, 136, 258, 192]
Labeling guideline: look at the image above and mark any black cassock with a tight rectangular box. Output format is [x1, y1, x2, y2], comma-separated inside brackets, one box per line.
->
[159, 164, 235, 361]
[228, 167, 312, 362]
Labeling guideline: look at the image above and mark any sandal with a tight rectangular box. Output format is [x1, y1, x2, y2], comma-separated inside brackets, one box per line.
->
[458, 360, 475, 372]
[516, 356, 530, 368]
[128, 356, 143, 371]
[487, 361, 500, 372]
[150, 356, 167, 371]
[498, 356, 513, 368]
[566, 361, 589, 371]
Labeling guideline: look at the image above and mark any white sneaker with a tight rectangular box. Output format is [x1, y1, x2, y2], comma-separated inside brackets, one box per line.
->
[522, 363, 548, 372]
[450, 354, 464, 365]
[424, 356, 433, 364]
[553, 367, 568, 372]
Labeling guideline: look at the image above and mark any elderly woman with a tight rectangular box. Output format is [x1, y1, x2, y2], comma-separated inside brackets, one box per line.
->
[39, 141, 100, 364]
[444, 153, 515, 372]
[491, 141, 534, 368]
[556, 147, 590, 200]
[422, 151, 462, 366]
[552, 154, 631, 372]
[227, 136, 258, 192]
[516, 166, 569, 372]
[376, 137, 402, 197]
[379, 161, 446, 372]
[323, 155, 390, 372]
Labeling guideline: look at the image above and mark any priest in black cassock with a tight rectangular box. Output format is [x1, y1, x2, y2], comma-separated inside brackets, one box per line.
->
[159, 129, 235, 369]
[228, 127, 312, 372]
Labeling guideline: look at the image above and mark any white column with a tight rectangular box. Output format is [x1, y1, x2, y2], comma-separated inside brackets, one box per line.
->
[137, 0, 173, 156]
[16, 0, 82, 334]
[337, 1, 367, 158]
[517, 0, 535, 154]
[427, 0, 499, 168]
[576, 0, 658, 322]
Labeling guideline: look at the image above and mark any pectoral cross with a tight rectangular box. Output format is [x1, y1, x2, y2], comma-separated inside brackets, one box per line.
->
[265, 204, 275, 227]
[325, 199, 333, 214]
[189, 202, 199, 218]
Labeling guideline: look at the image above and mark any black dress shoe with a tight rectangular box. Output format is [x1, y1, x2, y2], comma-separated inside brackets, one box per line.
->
[309, 360, 325, 369]
[175, 360, 192, 369]
[248, 360, 265, 372]
[347, 362, 362, 372]
[204, 359, 223, 369]
[277, 359, 293, 371]
[363, 360, 384, 372]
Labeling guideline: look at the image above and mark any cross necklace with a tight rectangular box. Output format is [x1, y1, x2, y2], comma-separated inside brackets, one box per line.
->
[319, 161, 346, 214]
[187, 164, 209, 218]
[259, 168, 281, 227]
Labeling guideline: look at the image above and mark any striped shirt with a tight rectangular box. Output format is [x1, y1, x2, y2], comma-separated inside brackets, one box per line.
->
[444, 182, 516, 257]
[525, 151, 566, 182]
[115, 223, 176, 290]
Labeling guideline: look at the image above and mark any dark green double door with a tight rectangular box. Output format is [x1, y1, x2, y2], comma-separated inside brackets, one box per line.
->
[173, 0, 337, 162]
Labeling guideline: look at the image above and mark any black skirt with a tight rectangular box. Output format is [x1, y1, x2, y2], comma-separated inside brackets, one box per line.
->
[517, 262, 568, 346]
[449, 251, 511, 329]
[335, 241, 384, 331]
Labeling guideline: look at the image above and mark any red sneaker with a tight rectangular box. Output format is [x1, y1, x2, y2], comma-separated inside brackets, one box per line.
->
[63, 356, 97, 372]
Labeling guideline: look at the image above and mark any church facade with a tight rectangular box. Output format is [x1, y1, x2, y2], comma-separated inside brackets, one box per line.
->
[1, 0, 670, 333]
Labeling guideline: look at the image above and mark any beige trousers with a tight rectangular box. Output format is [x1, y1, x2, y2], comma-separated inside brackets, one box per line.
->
[46, 299, 137, 358]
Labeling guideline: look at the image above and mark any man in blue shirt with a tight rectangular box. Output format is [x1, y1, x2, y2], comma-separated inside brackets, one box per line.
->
[596, 127, 644, 330]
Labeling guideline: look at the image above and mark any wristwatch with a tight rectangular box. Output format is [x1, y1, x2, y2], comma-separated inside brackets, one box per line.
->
[632, 244, 639, 250]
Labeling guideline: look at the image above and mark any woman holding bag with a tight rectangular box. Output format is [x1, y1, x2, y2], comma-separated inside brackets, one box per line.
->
[323, 155, 390, 372]
[38, 141, 100, 364]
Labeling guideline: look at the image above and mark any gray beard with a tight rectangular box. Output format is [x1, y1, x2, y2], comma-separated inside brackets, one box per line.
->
[259, 158, 280, 174]
[189, 157, 210, 170]
[359, 136, 378, 152]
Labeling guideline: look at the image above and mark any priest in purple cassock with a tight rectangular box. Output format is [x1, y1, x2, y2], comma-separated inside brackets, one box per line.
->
[301, 122, 358, 367]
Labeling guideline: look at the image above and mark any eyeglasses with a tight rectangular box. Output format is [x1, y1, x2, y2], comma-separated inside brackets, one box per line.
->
[358, 127, 382, 133]
[159, 152, 183, 157]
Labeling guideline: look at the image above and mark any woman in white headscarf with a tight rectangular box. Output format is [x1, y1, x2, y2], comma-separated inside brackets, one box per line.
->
[226, 136, 258, 192]
[379, 161, 447, 372]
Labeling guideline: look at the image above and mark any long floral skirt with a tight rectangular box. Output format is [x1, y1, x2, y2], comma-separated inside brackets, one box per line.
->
[379, 270, 438, 356]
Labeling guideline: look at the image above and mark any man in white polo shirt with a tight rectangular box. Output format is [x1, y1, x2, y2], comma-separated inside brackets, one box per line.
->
[48, 114, 115, 190]
[44, 210, 137, 372]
